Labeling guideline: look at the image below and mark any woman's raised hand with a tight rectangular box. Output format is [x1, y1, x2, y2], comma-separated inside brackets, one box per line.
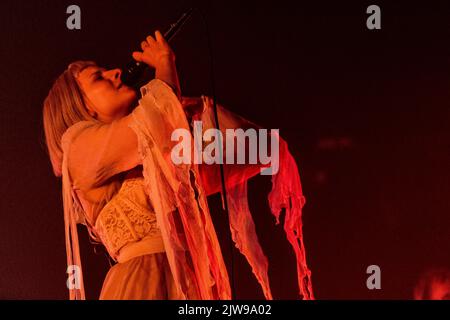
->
[132, 30, 175, 69]
[132, 30, 181, 98]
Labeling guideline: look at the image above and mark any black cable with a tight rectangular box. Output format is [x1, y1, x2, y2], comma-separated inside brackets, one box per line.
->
[196, 7, 237, 300]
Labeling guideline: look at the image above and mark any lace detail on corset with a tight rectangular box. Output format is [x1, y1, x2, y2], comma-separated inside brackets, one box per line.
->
[94, 177, 162, 261]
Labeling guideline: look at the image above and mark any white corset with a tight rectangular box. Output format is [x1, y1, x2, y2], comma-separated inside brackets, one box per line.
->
[94, 177, 165, 262]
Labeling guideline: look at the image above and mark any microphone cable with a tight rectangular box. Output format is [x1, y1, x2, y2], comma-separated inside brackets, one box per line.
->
[196, 6, 237, 300]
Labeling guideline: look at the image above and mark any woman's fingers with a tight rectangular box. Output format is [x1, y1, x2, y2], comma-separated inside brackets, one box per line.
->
[133, 30, 173, 68]
[146, 35, 156, 45]
[140, 41, 148, 50]
[154, 30, 167, 44]
[142, 31, 167, 51]
[132, 51, 143, 62]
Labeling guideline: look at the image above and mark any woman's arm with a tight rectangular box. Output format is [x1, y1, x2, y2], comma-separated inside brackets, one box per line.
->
[68, 116, 141, 190]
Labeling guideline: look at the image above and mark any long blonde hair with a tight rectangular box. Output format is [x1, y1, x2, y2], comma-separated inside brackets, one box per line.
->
[42, 60, 98, 177]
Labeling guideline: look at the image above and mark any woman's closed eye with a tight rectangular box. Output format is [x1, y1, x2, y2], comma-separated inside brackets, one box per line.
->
[90, 69, 105, 83]
[94, 73, 103, 82]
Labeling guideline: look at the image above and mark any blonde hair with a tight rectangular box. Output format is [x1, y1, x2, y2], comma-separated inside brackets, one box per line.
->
[42, 60, 98, 177]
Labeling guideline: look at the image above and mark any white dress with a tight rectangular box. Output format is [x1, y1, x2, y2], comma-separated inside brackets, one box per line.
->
[60, 79, 314, 300]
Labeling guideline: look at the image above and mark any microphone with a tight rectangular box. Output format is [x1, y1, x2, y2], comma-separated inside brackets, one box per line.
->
[120, 7, 194, 89]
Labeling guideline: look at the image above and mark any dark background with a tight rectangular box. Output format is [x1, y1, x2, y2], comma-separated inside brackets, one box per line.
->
[0, 0, 449, 299]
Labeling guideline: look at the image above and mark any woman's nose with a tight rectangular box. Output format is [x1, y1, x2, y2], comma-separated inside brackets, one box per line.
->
[114, 69, 121, 80]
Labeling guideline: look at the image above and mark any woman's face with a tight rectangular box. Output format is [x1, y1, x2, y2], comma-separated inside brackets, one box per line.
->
[77, 65, 137, 123]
